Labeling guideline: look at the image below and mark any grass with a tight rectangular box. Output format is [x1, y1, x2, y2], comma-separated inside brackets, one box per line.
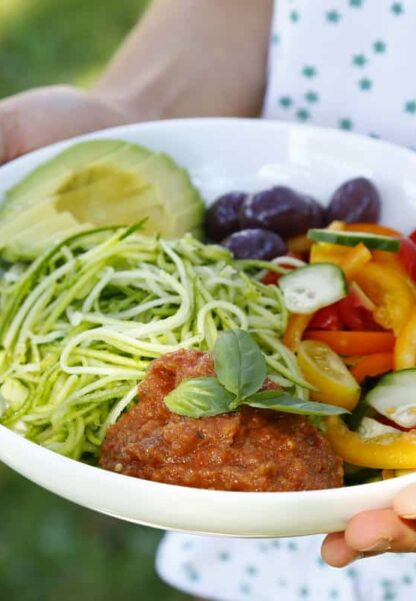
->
[0, 1, 192, 599]
[0, 463, 189, 601]
[0, 0, 150, 96]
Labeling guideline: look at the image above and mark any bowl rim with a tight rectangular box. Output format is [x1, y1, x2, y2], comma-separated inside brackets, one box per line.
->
[1, 117, 416, 508]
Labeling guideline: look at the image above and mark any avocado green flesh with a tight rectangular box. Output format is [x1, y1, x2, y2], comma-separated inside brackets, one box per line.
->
[134, 153, 204, 238]
[2, 140, 129, 216]
[0, 139, 205, 258]
[0, 198, 56, 239]
[54, 165, 159, 224]
[2, 213, 94, 261]
[89, 142, 152, 171]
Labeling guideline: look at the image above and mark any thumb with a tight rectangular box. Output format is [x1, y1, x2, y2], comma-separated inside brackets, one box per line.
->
[393, 482, 416, 519]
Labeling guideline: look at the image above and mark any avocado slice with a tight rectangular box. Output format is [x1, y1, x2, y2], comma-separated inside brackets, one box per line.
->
[0, 198, 57, 240]
[2, 211, 90, 261]
[2, 140, 134, 216]
[0, 139, 205, 258]
[134, 153, 204, 238]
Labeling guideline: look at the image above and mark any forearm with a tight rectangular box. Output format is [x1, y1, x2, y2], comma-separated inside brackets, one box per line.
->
[93, 0, 273, 121]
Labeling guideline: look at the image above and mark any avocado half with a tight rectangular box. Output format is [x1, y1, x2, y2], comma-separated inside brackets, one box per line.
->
[0, 139, 205, 259]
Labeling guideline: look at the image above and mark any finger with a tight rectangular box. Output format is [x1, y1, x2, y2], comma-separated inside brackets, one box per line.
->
[0, 86, 127, 166]
[344, 508, 416, 554]
[393, 483, 416, 519]
[321, 532, 360, 568]
[0, 101, 19, 164]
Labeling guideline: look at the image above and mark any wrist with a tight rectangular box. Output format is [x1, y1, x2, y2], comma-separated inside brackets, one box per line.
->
[91, 64, 180, 123]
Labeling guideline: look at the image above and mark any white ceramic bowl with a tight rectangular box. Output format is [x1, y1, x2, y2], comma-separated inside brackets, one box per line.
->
[1, 118, 416, 538]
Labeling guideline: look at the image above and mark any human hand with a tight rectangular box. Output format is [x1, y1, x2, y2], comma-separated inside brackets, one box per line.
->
[321, 483, 416, 567]
[0, 85, 129, 164]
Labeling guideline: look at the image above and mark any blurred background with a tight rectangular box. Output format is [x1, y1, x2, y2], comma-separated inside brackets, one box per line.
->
[0, 1, 191, 599]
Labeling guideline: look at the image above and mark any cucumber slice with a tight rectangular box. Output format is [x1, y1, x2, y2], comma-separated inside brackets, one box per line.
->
[308, 228, 400, 252]
[357, 417, 401, 439]
[366, 369, 416, 428]
[279, 263, 348, 313]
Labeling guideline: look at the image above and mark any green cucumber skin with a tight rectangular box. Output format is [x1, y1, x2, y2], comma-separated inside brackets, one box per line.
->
[367, 368, 416, 396]
[366, 369, 416, 422]
[308, 228, 400, 252]
[279, 262, 348, 313]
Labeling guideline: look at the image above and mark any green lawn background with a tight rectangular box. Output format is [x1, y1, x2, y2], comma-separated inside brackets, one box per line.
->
[0, 1, 191, 599]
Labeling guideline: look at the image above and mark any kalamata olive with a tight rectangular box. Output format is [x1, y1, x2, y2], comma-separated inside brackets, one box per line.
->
[205, 192, 247, 241]
[306, 196, 325, 228]
[325, 177, 381, 224]
[240, 187, 320, 238]
[222, 229, 287, 260]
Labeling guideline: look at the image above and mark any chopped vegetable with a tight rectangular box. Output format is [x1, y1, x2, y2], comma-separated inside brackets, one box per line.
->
[304, 330, 396, 355]
[397, 236, 416, 282]
[345, 223, 401, 237]
[286, 234, 312, 254]
[395, 308, 416, 369]
[340, 243, 372, 279]
[337, 284, 380, 331]
[350, 353, 393, 384]
[310, 241, 348, 265]
[0, 140, 205, 258]
[308, 229, 400, 252]
[366, 369, 416, 429]
[283, 313, 313, 351]
[325, 416, 416, 469]
[354, 261, 415, 334]
[279, 263, 347, 314]
[308, 305, 342, 331]
[297, 340, 360, 411]
[357, 417, 401, 438]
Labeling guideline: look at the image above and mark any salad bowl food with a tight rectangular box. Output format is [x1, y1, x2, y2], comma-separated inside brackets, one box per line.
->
[0, 118, 416, 537]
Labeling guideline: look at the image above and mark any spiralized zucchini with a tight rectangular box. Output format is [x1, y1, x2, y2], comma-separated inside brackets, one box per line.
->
[0, 226, 307, 460]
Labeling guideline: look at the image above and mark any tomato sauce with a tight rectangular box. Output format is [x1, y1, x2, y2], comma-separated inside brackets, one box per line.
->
[100, 349, 343, 491]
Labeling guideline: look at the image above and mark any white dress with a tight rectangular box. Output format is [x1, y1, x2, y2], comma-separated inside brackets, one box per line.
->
[157, 2, 416, 599]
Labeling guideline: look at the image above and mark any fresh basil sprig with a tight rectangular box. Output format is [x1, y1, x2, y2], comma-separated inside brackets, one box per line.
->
[164, 329, 349, 419]
[164, 377, 235, 418]
[213, 329, 267, 399]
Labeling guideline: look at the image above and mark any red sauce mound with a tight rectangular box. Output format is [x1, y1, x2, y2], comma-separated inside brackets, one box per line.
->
[99, 349, 343, 491]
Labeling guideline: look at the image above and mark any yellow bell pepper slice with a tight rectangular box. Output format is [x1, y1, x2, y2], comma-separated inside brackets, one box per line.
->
[341, 243, 372, 279]
[395, 307, 416, 369]
[283, 313, 313, 352]
[354, 261, 415, 334]
[310, 242, 347, 266]
[297, 340, 360, 411]
[310, 242, 371, 279]
[325, 416, 416, 469]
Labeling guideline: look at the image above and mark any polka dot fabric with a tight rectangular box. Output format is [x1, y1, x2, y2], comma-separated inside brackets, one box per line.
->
[157, 533, 416, 600]
[262, 0, 416, 147]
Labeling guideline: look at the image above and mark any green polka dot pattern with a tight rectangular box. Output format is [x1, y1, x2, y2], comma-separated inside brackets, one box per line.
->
[263, 0, 416, 147]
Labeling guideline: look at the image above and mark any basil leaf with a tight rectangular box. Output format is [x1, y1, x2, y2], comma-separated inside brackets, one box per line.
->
[164, 376, 236, 418]
[242, 390, 350, 416]
[213, 329, 267, 398]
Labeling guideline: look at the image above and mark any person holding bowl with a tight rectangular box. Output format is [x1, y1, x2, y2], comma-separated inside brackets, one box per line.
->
[1, 1, 416, 599]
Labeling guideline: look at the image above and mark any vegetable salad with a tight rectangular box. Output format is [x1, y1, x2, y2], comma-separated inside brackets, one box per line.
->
[1, 136, 416, 489]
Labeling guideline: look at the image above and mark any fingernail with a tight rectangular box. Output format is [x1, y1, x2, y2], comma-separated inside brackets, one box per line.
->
[358, 538, 392, 553]
[399, 513, 416, 520]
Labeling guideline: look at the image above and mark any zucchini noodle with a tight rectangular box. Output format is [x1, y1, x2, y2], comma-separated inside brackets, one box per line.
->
[0, 227, 307, 460]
